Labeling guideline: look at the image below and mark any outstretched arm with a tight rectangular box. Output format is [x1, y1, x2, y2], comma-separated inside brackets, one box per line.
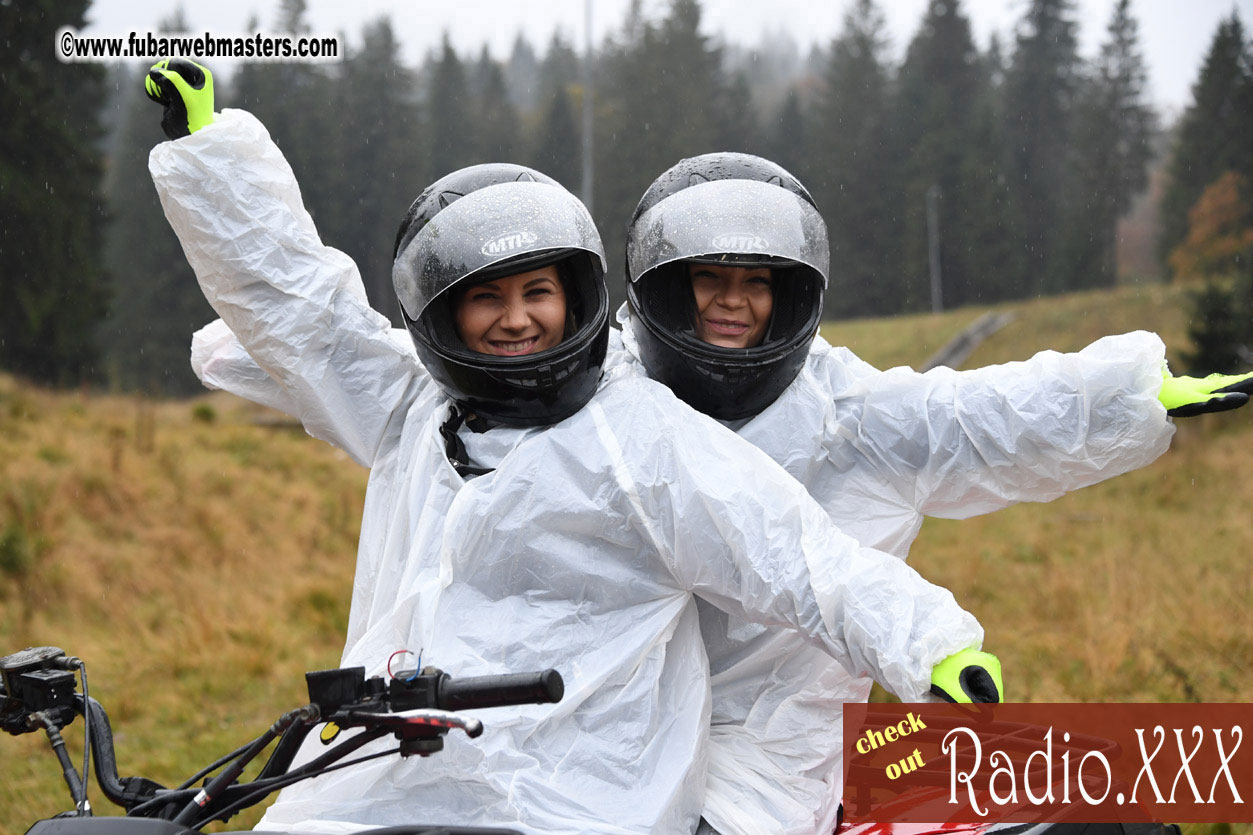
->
[147, 62, 424, 466]
[828, 332, 1176, 519]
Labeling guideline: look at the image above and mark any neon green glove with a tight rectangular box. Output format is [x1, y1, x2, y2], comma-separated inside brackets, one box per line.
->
[1159, 368, 1253, 418]
[931, 648, 1003, 703]
[144, 58, 214, 140]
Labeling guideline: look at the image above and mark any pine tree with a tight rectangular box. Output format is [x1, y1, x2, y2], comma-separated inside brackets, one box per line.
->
[1181, 273, 1253, 374]
[505, 33, 540, 112]
[426, 34, 478, 178]
[472, 47, 521, 163]
[716, 70, 763, 157]
[593, 0, 732, 305]
[764, 87, 804, 176]
[230, 2, 337, 230]
[0, 0, 110, 384]
[1002, 0, 1083, 295]
[894, 0, 1011, 311]
[983, 32, 1007, 90]
[1160, 13, 1253, 274]
[892, 0, 1017, 308]
[537, 31, 580, 101]
[530, 86, 581, 191]
[954, 41, 1021, 307]
[1063, 0, 1156, 288]
[526, 33, 583, 189]
[594, 13, 659, 302]
[811, 0, 904, 317]
[330, 18, 424, 320]
[651, 0, 728, 153]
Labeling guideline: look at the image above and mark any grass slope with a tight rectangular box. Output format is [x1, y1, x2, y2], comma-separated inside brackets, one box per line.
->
[0, 385, 364, 831]
[1, 283, 1249, 834]
[820, 284, 1191, 371]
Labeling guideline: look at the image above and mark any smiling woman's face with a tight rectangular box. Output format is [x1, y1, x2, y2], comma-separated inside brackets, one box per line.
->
[453, 266, 567, 356]
[688, 263, 774, 349]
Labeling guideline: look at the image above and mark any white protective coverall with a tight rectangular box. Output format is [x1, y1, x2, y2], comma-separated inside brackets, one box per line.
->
[614, 306, 1175, 835]
[153, 109, 984, 835]
[198, 309, 1174, 835]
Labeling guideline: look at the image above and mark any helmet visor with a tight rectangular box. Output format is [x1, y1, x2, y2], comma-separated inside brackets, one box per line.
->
[393, 181, 606, 321]
[626, 179, 829, 287]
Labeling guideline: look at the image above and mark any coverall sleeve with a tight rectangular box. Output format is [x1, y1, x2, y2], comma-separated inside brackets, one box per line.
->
[590, 391, 983, 702]
[151, 109, 422, 468]
[832, 332, 1174, 518]
[191, 318, 303, 416]
[190, 319, 421, 433]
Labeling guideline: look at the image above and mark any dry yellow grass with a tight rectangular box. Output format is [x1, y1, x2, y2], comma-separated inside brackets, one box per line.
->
[2, 282, 1251, 833]
[912, 411, 1253, 702]
[0, 382, 364, 831]
[821, 283, 1192, 372]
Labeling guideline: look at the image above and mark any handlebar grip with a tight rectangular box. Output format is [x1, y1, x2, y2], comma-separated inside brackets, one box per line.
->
[438, 670, 564, 712]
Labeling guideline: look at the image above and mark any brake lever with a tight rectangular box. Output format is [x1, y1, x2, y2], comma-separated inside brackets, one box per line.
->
[344, 708, 483, 756]
[347, 708, 483, 738]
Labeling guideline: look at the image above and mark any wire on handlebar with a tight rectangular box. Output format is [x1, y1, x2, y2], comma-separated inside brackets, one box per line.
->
[188, 745, 400, 830]
[386, 648, 422, 681]
[175, 736, 267, 790]
[125, 724, 390, 821]
[170, 705, 319, 827]
[124, 788, 199, 819]
[33, 710, 87, 808]
[78, 661, 91, 816]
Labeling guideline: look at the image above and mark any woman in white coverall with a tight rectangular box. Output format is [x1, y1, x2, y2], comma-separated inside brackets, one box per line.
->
[144, 60, 999, 835]
[618, 152, 1253, 835]
[182, 133, 1253, 835]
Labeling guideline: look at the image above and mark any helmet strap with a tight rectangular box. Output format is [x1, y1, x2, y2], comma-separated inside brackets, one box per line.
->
[439, 404, 495, 478]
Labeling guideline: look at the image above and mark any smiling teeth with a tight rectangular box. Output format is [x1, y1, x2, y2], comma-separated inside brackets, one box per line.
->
[493, 338, 538, 351]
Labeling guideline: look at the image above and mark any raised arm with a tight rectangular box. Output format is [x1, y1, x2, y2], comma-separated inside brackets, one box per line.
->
[146, 61, 423, 466]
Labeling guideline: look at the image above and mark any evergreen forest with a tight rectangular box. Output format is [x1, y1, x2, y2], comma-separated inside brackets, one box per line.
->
[3, 0, 1252, 393]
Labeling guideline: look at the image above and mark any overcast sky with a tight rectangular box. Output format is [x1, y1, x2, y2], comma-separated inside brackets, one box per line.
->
[81, 0, 1252, 117]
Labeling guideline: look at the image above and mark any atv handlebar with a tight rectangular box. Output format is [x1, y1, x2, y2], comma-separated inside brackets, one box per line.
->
[436, 669, 565, 712]
[3, 646, 564, 831]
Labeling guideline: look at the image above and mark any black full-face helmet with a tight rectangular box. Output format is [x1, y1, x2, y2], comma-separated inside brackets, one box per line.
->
[393, 163, 610, 427]
[625, 153, 829, 421]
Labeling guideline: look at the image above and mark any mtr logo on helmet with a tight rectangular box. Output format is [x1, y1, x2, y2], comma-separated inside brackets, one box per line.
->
[481, 231, 540, 257]
[710, 234, 769, 252]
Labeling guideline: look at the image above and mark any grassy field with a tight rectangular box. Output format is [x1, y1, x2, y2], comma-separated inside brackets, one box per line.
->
[819, 282, 1192, 370]
[2, 283, 1250, 834]
[0, 384, 364, 831]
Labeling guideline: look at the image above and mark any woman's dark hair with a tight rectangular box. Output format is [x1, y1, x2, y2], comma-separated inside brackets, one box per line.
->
[445, 257, 580, 345]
